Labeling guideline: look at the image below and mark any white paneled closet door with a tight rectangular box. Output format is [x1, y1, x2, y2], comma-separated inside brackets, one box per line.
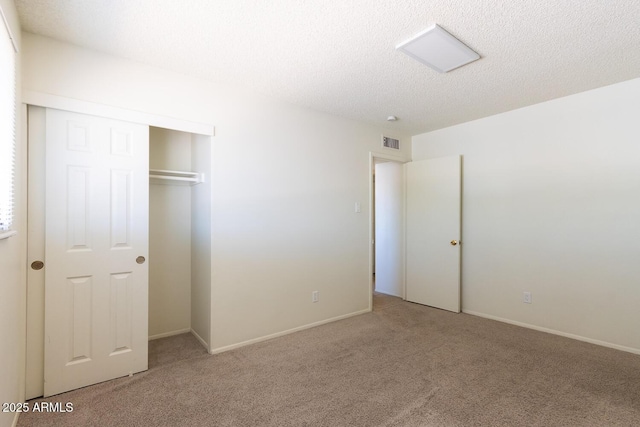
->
[44, 108, 149, 397]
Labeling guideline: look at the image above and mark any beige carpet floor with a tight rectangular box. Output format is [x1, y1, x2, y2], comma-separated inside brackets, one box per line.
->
[19, 294, 640, 426]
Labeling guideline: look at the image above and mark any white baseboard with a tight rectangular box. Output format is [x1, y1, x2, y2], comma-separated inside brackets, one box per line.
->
[463, 309, 640, 356]
[190, 328, 209, 352]
[209, 309, 370, 355]
[148, 328, 191, 341]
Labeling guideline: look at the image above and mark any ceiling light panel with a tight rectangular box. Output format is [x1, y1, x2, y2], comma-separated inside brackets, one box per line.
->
[396, 24, 480, 73]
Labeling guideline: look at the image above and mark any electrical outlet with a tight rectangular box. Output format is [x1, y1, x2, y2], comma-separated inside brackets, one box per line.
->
[312, 291, 319, 303]
[523, 291, 532, 304]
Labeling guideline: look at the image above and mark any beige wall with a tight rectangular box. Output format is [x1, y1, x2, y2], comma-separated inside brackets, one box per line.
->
[412, 78, 640, 353]
[21, 33, 411, 353]
[0, 2, 22, 427]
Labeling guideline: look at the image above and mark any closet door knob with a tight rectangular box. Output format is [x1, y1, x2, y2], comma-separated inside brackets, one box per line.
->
[136, 256, 146, 264]
[450, 240, 458, 246]
[31, 260, 45, 270]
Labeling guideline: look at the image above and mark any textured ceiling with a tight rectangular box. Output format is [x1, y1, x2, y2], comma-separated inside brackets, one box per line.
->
[15, 0, 640, 134]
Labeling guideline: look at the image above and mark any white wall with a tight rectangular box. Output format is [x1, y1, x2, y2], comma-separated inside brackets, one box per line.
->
[208, 93, 410, 350]
[412, 78, 640, 353]
[374, 162, 404, 297]
[21, 33, 411, 353]
[148, 127, 192, 338]
[0, 2, 22, 427]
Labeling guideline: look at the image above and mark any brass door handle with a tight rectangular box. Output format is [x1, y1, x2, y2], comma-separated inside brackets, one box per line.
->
[31, 260, 44, 270]
[136, 256, 146, 264]
[450, 240, 458, 246]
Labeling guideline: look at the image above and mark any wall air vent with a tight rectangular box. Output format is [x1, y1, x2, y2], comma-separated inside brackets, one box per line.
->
[382, 136, 400, 150]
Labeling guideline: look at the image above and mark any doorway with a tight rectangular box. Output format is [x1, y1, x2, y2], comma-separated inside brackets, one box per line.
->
[368, 153, 462, 313]
[372, 159, 405, 298]
[369, 154, 408, 311]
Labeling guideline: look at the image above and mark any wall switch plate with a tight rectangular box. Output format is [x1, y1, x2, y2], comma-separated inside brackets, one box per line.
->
[312, 291, 319, 303]
[523, 291, 532, 304]
[355, 202, 361, 213]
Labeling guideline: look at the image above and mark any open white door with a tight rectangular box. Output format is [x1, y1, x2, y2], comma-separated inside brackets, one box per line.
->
[44, 108, 149, 396]
[405, 156, 461, 312]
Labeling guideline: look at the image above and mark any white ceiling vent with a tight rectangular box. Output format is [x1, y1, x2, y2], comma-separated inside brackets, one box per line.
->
[382, 136, 400, 150]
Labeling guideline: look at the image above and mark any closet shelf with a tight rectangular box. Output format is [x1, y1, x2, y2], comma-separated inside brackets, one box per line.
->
[149, 169, 204, 185]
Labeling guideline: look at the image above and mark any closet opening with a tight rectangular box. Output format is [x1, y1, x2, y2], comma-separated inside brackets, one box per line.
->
[148, 127, 211, 349]
[24, 104, 213, 399]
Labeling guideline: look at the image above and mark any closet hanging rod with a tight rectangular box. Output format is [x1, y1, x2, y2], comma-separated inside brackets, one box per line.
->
[149, 169, 203, 185]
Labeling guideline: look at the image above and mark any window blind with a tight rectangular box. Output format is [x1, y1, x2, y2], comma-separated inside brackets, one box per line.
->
[0, 14, 16, 236]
